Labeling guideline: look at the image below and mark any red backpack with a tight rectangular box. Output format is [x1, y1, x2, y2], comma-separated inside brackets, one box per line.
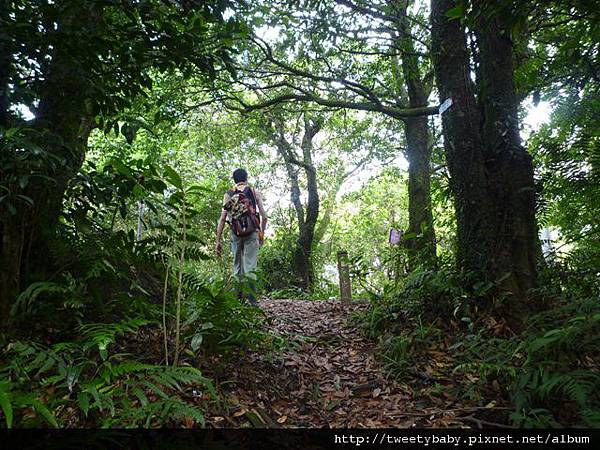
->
[224, 186, 261, 237]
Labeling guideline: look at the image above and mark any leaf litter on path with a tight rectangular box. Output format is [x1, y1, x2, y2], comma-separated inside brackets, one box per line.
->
[202, 299, 489, 428]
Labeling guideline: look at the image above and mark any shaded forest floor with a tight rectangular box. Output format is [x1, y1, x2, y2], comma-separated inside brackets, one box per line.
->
[202, 299, 507, 428]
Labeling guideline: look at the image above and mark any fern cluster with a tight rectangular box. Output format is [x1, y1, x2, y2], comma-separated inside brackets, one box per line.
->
[361, 259, 600, 427]
[1, 155, 275, 428]
[511, 302, 600, 427]
[181, 277, 276, 357]
[0, 319, 214, 428]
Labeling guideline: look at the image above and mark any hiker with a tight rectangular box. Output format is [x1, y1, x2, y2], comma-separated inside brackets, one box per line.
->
[215, 168, 267, 306]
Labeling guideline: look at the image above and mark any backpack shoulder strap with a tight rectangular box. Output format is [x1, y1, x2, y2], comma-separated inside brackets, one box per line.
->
[252, 188, 260, 210]
[241, 185, 255, 203]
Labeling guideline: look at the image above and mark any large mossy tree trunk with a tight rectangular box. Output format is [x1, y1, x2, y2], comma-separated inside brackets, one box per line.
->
[404, 115, 435, 266]
[430, 0, 539, 313]
[0, 116, 91, 329]
[0, 13, 94, 327]
[0, 1, 14, 324]
[474, 8, 540, 298]
[391, 0, 436, 268]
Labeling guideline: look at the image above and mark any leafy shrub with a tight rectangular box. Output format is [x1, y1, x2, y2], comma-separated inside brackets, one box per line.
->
[259, 233, 299, 292]
[360, 266, 468, 341]
[268, 286, 311, 300]
[1, 158, 275, 428]
[378, 323, 443, 377]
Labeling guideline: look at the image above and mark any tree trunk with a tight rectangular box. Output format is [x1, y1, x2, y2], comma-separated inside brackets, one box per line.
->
[0, 10, 94, 327]
[430, 0, 492, 273]
[404, 116, 436, 266]
[268, 114, 321, 292]
[0, 121, 90, 329]
[0, 212, 22, 327]
[474, 8, 540, 297]
[293, 117, 321, 291]
[313, 188, 336, 247]
[0, 0, 9, 128]
[430, 0, 539, 309]
[0, 0, 14, 325]
[391, 0, 436, 267]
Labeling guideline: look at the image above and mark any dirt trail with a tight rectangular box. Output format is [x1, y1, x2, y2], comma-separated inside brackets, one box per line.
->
[206, 299, 470, 428]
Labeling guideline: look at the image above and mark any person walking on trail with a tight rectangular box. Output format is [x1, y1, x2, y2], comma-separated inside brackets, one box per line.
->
[215, 168, 267, 306]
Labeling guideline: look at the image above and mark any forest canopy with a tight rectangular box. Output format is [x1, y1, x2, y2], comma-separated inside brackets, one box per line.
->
[0, 0, 599, 432]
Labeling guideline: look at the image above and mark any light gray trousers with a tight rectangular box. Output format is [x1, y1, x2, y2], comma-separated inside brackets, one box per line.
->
[230, 230, 259, 305]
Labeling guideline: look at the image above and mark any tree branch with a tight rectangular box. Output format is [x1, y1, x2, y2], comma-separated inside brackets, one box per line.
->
[232, 91, 438, 119]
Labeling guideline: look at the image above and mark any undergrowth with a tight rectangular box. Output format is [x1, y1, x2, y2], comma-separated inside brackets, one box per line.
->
[0, 159, 273, 428]
[360, 260, 600, 427]
[0, 319, 214, 428]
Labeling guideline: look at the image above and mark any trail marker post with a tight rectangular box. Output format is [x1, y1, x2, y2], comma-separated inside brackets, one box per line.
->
[337, 250, 352, 305]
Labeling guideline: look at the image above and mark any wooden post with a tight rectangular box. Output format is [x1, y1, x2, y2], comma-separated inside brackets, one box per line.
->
[337, 250, 352, 305]
[136, 200, 145, 241]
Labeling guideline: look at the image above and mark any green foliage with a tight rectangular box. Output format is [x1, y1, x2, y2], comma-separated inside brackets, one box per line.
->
[268, 287, 311, 300]
[362, 259, 600, 427]
[6, 156, 170, 334]
[327, 168, 410, 295]
[377, 323, 444, 377]
[1, 0, 599, 431]
[259, 225, 298, 292]
[531, 94, 600, 262]
[511, 299, 600, 427]
[0, 319, 213, 428]
[360, 264, 468, 342]
[1, 147, 273, 427]
[3, 0, 244, 129]
[182, 278, 275, 355]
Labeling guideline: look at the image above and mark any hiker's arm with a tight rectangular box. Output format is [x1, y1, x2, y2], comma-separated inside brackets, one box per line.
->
[216, 209, 227, 240]
[256, 190, 268, 232]
[215, 194, 229, 256]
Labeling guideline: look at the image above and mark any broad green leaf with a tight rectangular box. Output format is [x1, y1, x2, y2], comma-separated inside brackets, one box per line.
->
[133, 184, 145, 198]
[164, 165, 183, 189]
[110, 159, 133, 178]
[30, 398, 59, 428]
[0, 388, 13, 428]
[132, 387, 149, 407]
[4, 127, 19, 139]
[244, 410, 265, 427]
[445, 5, 464, 19]
[77, 392, 90, 417]
[186, 184, 211, 195]
[191, 334, 204, 352]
